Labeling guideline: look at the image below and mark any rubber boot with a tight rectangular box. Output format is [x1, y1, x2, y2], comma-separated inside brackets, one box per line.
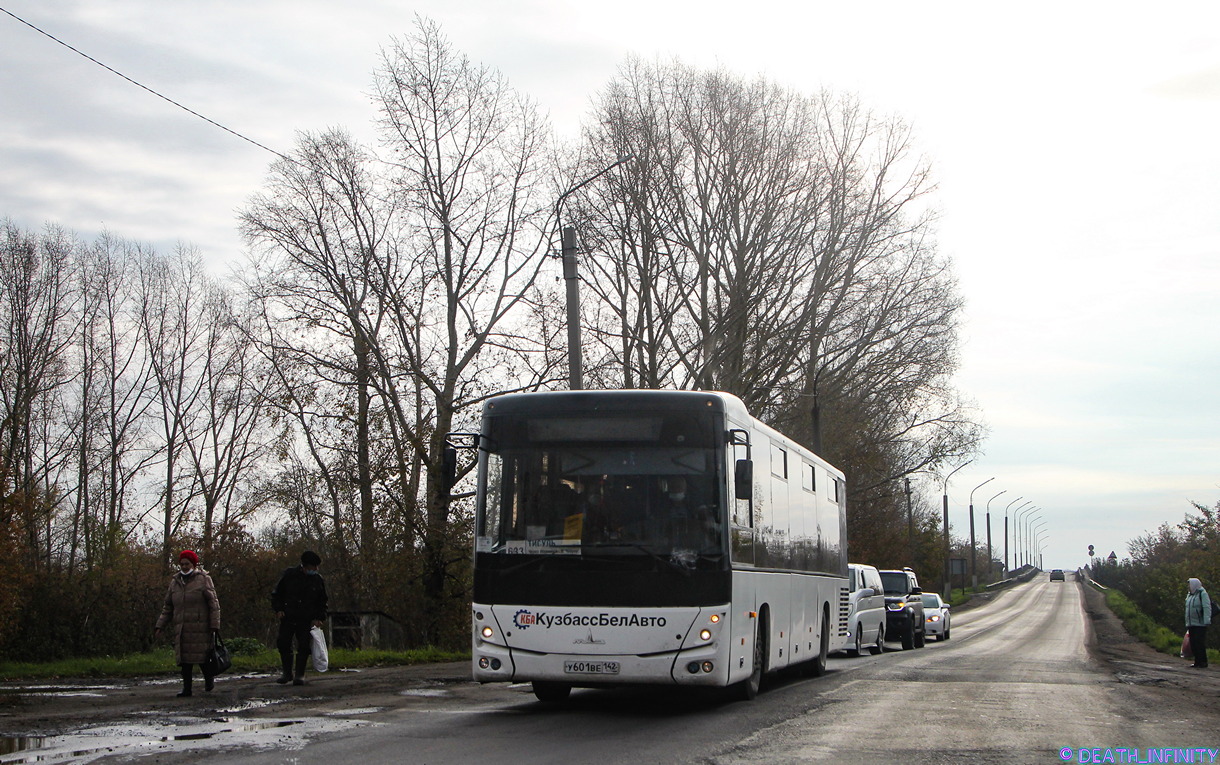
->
[203, 667, 215, 692]
[177, 664, 193, 697]
[293, 652, 308, 685]
[276, 654, 292, 684]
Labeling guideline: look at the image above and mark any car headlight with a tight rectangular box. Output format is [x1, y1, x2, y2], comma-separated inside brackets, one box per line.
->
[887, 601, 906, 611]
[927, 614, 940, 622]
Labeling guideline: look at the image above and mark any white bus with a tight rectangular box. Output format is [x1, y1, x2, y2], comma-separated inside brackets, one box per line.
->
[461, 390, 849, 702]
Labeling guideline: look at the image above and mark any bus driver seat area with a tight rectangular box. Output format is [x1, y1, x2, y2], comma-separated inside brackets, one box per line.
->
[659, 475, 720, 554]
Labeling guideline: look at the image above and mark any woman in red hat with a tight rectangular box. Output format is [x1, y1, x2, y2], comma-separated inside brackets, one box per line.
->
[154, 550, 221, 697]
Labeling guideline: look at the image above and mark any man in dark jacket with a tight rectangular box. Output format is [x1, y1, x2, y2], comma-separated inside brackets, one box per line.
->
[271, 550, 328, 685]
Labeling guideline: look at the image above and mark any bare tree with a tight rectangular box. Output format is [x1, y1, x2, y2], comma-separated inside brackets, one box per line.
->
[242, 18, 554, 642]
[369, 17, 553, 639]
[0, 221, 78, 566]
[578, 61, 833, 401]
[241, 128, 395, 607]
[576, 61, 983, 569]
[138, 245, 207, 562]
[138, 245, 271, 563]
[80, 234, 158, 566]
[184, 294, 272, 555]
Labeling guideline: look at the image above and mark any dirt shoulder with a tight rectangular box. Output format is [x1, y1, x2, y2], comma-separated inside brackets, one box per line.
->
[1078, 577, 1220, 715]
[0, 660, 473, 735]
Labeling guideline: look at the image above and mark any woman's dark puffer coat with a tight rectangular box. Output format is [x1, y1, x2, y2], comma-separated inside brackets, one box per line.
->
[155, 569, 221, 664]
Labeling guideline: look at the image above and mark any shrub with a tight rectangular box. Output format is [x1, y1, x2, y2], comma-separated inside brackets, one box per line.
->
[1105, 588, 1197, 657]
[225, 637, 266, 656]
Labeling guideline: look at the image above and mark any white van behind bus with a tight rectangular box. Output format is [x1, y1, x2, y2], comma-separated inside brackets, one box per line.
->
[841, 563, 886, 656]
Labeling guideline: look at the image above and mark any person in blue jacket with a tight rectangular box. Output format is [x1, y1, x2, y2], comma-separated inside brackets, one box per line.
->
[271, 550, 328, 685]
[1185, 577, 1211, 669]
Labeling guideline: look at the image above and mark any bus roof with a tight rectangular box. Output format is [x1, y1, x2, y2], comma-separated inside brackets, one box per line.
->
[483, 389, 750, 419]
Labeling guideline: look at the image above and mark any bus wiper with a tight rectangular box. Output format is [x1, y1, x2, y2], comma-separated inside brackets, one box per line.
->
[581, 542, 693, 576]
[499, 555, 558, 576]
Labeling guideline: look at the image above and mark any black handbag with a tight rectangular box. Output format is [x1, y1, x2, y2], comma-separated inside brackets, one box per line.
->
[203, 634, 232, 675]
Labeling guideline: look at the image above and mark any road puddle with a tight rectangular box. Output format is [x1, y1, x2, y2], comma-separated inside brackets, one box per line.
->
[0, 673, 270, 700]
[0, 716, 370, 763]
[214, 697, 285, 714]
[1, 736, 45, 755]
[0, 684, 120, 699]
[399, 688, 450, 697]
[324, 707, 384, 715]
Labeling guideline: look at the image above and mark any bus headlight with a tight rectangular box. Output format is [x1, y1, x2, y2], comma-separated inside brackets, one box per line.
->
[699, 629, 712, 641]
[481, 626, 494, 639]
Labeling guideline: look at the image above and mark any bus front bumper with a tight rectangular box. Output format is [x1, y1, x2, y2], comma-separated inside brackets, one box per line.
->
[473, 644, 727, 687]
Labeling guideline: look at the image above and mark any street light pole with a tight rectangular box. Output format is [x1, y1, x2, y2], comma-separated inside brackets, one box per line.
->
[1003, 496, 1023, 575]
[1031, 524, 1047, 570]
[555, 154, 635, 390]
[968, 477, 994, 591]
[1029, 518, 1046, 569]
[985, 490, 1006, 580]
[1023, 511, 1043, 567]
[941, 460, 972, 598]
[905, 477, 914, 562]
[1013, 503, 1035, 571]
[561, 227, 582, 389]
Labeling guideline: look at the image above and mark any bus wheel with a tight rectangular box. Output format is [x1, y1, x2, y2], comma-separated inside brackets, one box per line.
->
[532, 681, 571, 703]
[735, 618, 765, 700]
[869, 625, 885, 655]
[810, 611, 830, 676]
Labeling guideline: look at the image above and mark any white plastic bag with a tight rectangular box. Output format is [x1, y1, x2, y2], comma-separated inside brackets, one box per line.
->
[310, 625, 329, 672]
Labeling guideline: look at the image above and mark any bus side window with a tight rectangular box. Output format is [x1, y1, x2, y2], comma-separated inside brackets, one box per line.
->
[729, 426, 755, 565]
[802, 463, 815, 493]
[771, 444, 787, 479]
[480, 452, 507, 548]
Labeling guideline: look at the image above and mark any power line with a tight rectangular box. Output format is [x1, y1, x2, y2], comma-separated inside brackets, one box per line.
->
[0, 5, 293, 163]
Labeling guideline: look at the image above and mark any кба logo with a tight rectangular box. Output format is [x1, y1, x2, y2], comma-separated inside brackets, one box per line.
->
[513, 609, 537, 629]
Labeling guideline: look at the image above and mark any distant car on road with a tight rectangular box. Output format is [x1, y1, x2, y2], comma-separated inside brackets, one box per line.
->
[1049, 569, 1065, 581]
[921, 593, 950, 640]
[879, 567, 926, 650]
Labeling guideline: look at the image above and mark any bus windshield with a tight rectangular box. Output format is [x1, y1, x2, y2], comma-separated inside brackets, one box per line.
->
[476, 414, 725, 565]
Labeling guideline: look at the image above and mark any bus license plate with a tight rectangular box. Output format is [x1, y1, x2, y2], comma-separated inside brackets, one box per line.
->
[564, 661, 620, 675]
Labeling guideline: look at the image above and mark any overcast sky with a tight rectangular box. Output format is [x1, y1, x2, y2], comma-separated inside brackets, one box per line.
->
[3, 0, 1219, 573]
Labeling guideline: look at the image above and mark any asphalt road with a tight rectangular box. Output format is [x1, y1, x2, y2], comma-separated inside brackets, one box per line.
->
[2, 576, 1217, 764]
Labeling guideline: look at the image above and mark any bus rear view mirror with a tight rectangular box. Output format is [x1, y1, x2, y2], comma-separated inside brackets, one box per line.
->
[441, 432, 479, 492]
[734, 459, 753, 500]
[442, 446, 458, 491]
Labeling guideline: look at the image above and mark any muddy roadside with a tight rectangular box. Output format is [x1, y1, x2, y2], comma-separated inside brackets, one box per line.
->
[0, 659, 474, 735]
[1079, 576, 1220, 716]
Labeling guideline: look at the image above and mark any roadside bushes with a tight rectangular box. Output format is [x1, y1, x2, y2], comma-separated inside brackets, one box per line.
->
[224, 637, 266, 657]
[1090, 501, 1220, 651]
[1102, 587, 1185, 656]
